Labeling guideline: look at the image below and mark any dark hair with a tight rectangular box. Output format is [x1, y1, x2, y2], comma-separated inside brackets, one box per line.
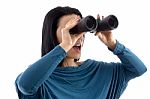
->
[41, 6, 82, 57]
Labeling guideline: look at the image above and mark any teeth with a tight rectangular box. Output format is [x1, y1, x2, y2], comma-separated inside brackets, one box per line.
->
[75, 44, 81, 46]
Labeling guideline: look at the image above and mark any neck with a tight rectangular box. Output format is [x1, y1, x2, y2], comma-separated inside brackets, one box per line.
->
[62, 57, 78, 67]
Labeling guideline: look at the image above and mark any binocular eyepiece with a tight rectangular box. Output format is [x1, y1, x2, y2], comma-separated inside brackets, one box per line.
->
[70, 15, 118, 34]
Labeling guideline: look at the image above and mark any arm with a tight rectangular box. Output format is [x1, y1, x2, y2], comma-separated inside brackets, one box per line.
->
[16, 15, 84, 96]
[112, 41, 147, 81]
[17, 45, 67, 95]
[95, 15, 146, 81]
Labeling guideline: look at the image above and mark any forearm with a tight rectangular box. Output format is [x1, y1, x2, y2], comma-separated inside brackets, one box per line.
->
[17, 45, 67, 95]
[112, 41, 147, 80]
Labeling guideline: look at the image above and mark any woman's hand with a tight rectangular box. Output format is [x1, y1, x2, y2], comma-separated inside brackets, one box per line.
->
[95, 14, 116, 50]
[60, 15, 84, 52]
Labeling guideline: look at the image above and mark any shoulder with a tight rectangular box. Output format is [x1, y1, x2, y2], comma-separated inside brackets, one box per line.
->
[15, 73, 23, 96]
[79, 59, 105, 68]
[15, 73, 22, 86]
[83, 59, 104, 65]
[83, 59, 121, 70]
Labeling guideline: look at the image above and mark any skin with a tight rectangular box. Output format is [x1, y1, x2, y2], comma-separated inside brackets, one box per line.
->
[57, 14, 116, 67]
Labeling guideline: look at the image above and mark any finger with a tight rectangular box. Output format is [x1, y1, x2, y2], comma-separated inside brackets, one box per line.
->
[61, 28, 66, 39]
[76, 33, 85, 39]
[72, 33, 84, 42]
[76, 15, 81, 21]
[95, 32, 103, 40]
[97, 14, 101, 20]
[101, 30, 112, 34]
[61, 28, 70, 38]
[102, 16, 104, 20]
[61, 28, 64, 36]
[97, 33, 103, 41]
[95, 32, 101, 36]
[95, 32, 98, 36]
[65, 16, 80, 30]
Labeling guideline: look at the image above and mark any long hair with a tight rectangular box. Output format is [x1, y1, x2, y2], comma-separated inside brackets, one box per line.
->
[41, 6, 82, 57]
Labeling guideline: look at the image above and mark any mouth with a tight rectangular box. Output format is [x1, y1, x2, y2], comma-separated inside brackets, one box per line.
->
[73, 44, 81, 53]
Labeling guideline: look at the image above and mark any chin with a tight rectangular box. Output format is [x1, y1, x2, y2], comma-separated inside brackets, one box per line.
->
[67, 48, 82, 60]
[72, 54, 81, 59]
[67, 54, 81, 60]
[74, 56, 81, 60]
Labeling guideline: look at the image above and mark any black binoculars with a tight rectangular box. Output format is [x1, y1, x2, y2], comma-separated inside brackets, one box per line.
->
[70, 15, 118, 34]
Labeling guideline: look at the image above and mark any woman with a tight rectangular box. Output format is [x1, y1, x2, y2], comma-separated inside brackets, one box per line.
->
[15, 6, 147, 99]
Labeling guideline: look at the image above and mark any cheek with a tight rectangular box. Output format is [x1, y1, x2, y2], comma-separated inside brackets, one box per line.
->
[67, 48, 81, 59]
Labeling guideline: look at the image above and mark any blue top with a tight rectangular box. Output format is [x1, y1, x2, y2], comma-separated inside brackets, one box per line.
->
[15, 41, 147, 99]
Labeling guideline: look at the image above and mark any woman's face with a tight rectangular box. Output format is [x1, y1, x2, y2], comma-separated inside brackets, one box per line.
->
[56, 14, 84, 60]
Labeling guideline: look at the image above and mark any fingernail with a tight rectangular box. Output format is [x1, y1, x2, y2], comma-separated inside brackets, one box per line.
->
[97, 14, 100, 20]
[102, 16, 104, 19]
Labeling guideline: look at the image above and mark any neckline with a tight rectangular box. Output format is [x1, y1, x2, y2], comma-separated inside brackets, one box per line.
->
[53, 59, 95, 92]
[56, 59, 90, 71]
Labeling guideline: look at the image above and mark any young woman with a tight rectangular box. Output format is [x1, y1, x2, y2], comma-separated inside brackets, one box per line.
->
[15, 6, 147, 99]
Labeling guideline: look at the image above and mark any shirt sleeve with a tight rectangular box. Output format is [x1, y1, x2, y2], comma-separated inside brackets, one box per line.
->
[16, 45, 67, 95]
[111, 40, 147, 81]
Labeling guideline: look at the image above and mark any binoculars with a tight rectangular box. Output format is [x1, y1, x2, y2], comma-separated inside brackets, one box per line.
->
[70, 15, 118, 34]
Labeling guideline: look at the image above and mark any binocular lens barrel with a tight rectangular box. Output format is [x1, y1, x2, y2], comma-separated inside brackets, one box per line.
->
[70, 15, 118, 34]
[70, 16, 97, 34]
[96, 15, 118, 32]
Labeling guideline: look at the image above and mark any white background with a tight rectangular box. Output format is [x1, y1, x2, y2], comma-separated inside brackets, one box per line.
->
[0, 0, 149, 99]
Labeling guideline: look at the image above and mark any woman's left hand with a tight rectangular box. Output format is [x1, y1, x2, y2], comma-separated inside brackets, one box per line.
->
[95, 14, 116, 50]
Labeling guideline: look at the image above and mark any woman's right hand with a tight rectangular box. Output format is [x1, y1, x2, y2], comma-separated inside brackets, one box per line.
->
[60, 15, 84, 52]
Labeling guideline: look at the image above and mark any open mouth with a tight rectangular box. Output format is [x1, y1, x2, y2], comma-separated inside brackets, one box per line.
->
[73, 45, 81, 50]
[73, 44, 81, 52]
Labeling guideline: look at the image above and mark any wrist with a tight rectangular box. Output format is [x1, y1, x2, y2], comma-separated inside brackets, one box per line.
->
[107, 39, 116, 51]
[59, 43, 72, 52]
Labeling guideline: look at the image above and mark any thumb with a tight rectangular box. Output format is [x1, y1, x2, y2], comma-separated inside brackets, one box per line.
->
[76, 33, 84, 39]
[72, 33, 84, 43]
[96, 32, 103, 40]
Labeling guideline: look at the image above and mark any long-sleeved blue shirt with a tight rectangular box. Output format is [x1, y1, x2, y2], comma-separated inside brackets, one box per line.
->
[15, 41, 147, 99]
